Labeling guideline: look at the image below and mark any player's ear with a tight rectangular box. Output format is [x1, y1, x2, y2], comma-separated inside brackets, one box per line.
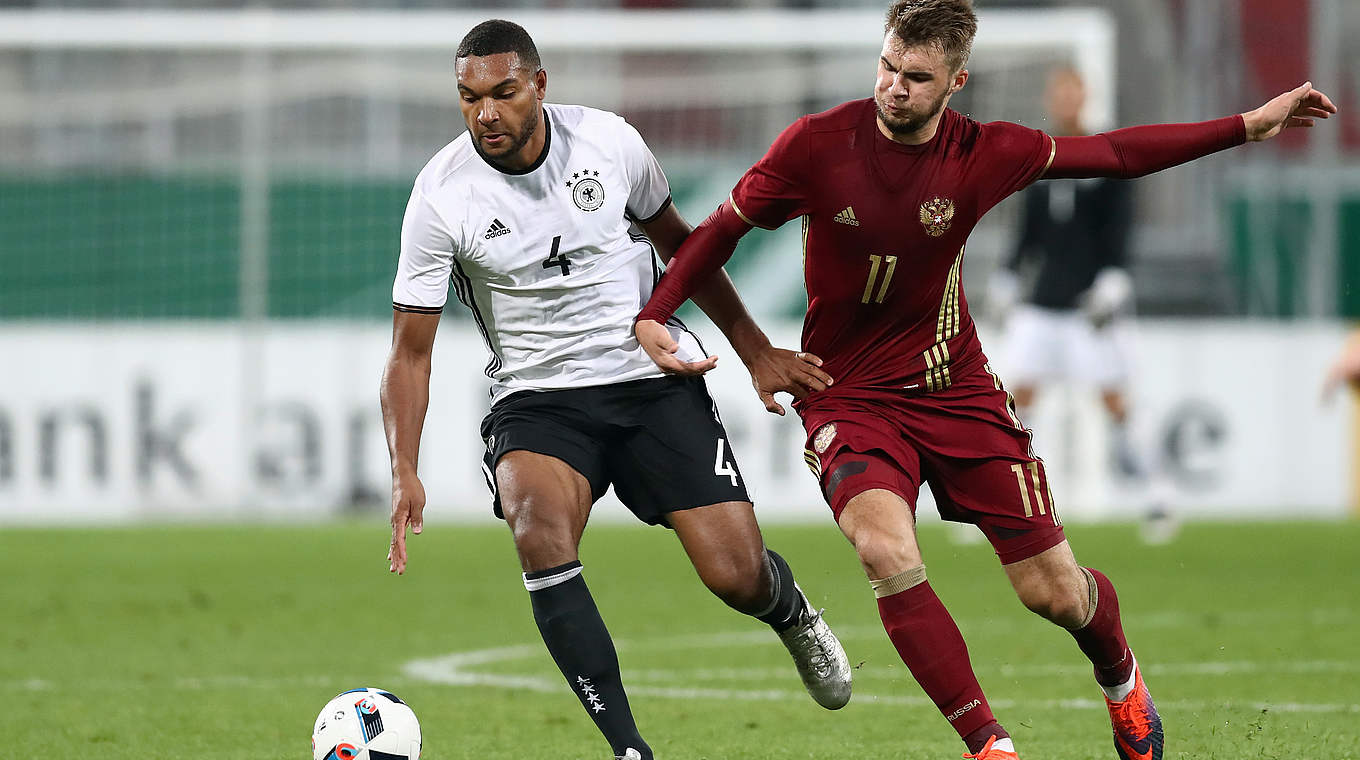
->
[534, 68, 547, 101]
[951, 68, 969, 94]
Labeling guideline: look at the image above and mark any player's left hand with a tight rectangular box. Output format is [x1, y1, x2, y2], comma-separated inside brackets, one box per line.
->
[1243, 81, 1338, 142]
[635, 318, 719, 375]
[747, 346, 834, 416]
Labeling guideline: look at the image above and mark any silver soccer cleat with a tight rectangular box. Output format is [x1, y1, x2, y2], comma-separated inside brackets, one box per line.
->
[776, 588, 852, 709]
[614, 750, 645, 760]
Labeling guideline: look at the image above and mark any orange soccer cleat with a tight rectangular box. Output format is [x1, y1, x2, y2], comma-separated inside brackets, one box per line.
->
[1105, 666, 1164, 760]
[962, 736, 1019, 760]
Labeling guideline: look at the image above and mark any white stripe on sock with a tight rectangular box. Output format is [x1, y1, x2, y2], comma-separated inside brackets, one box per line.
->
[523, 565, 583, 592]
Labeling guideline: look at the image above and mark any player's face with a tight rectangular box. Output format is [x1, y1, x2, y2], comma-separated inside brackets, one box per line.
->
[874, 35, 968, 140]
[455, 52, 547, 168]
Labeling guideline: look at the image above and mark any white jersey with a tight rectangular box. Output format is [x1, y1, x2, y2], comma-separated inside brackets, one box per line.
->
[393, 103, 706, 406]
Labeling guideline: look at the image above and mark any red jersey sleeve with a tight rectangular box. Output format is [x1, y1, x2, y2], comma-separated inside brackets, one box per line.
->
[976, 121, 1055, 213]
[729, 116, 812, 229]
[1046, 115, 1246, 179]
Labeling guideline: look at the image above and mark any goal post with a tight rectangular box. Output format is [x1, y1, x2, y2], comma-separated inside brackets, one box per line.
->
[0, 7, 1116, 125]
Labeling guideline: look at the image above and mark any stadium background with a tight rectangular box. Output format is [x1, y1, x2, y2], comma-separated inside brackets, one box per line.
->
[2, 0, 1357, 523]
[4, 3, 1360, 760]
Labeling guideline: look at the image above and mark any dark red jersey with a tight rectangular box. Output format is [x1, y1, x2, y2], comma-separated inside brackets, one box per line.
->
[728, 100, 1054, 402]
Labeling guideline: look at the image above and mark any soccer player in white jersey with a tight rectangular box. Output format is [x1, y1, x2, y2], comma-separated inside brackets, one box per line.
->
[380, 20, 851, 760]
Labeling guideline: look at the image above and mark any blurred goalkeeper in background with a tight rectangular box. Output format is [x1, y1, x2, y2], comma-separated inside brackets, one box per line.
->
[989, 65, 1175, 543]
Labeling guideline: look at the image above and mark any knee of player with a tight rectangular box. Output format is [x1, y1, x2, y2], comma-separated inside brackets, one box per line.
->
[506, 505, 577, 560]
[850, 530, 921, 580]
[1017, 580, 1086, 626]
[696, 552, 766, 609]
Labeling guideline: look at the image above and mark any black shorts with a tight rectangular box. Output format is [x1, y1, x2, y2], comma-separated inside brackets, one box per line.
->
[479, 376, 751, 526]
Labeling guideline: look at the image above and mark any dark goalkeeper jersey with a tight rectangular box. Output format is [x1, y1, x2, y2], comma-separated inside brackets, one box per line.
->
[729, 100, 1054, 397]
[1006, 177, 1134, 310]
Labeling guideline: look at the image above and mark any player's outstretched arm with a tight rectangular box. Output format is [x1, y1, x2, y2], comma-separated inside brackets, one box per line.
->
[1046, 82, 1338, 180]
[638, 202, 833, 413]
[380, 310, 439, 575]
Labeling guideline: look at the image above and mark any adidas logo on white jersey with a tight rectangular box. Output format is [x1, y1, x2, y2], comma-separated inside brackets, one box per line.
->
[484, 218, 512, 239]
[833, 207, 860, 226]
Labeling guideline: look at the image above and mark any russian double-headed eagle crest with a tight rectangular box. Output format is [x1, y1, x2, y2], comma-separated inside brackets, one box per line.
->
[813, 423, 838, 454]
[919, 196, 955, 237]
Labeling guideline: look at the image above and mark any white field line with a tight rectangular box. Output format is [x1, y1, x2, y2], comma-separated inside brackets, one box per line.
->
[11, 630, 1359, 716]
[624, 659, 1360, 683]
[398, 632, 1360, 715]
[824, 607, 1359, 638]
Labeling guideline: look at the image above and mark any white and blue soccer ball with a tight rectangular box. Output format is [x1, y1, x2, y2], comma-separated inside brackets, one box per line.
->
[311, 688, 422, 760]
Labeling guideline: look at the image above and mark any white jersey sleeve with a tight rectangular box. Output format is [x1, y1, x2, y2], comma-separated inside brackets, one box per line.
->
[392, 187, 454, 313]
[619, 121, 672, 224]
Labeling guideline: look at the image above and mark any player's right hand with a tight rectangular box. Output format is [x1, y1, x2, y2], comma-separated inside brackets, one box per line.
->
[748, 346, 834, 416]
[1243, 81, 1337, 142]
[388, 472, 426, 575]
[635, 318, 719, 376]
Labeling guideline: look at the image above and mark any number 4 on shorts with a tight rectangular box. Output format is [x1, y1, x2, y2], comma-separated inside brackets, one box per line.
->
[714, 438, 740, 487]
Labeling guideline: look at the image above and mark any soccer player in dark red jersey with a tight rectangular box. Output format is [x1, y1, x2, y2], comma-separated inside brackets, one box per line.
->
[633, 1, 1337, 759]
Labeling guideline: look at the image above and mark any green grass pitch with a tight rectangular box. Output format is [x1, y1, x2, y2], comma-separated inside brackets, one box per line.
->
[5, 519, 1358, 759]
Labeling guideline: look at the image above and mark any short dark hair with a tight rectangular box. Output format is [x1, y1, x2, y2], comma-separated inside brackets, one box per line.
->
[456, 19, 542, 72]
[883, 0, 978, 73]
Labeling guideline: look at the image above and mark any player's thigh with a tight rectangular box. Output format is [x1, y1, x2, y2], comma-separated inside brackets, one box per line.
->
[916, 376, 1067, 565]
[804, 416, 922, 522]
[481, 391, 611, 570]
[804, 416, 924, 576]
[838, 486, 924, 579]
[481, 389, 611, 513]
[668, 501, 767, 597]
[606, 377, 751, 525]
[496, 450, 596, 572]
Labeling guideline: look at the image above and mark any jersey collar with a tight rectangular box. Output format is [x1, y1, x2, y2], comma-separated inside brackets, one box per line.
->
[474, 108, 553, 176]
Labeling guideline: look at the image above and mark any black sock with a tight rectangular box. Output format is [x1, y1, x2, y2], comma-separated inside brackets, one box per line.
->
[754, 549, 804, 632]
[526, 561, 651, 760]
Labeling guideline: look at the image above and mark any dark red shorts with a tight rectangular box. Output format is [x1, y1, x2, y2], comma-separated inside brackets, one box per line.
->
[800, 363, 1065, 565]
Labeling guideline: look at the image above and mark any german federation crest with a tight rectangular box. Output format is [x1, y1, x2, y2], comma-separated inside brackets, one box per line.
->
[566, 169, 605, 212]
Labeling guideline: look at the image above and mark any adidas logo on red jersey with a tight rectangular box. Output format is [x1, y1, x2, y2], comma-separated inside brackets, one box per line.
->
[833, 207, 860, 226]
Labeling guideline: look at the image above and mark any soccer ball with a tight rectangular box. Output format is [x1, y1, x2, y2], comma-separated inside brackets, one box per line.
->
[311, 688, 422, 760]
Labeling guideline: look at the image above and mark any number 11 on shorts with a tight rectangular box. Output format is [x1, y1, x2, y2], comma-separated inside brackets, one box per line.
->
[1010, 461, 1050, 518]
[714, 438, 740, 487]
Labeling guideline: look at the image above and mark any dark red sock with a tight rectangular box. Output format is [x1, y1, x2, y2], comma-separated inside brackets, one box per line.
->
[962, 722, 1010, 755]
[1070, 568, 1134, 687]
[877, 581, 1005, 750]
